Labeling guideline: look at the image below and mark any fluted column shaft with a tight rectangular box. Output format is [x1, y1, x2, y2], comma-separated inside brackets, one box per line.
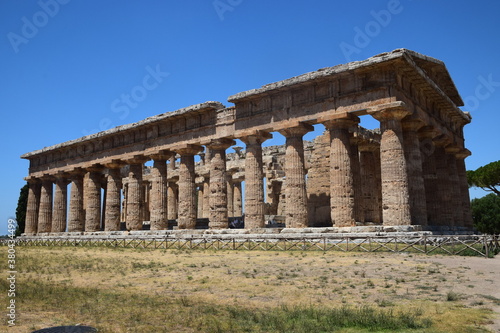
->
[370, 108, 411, 226]
[233, 181, 243, 217]
[150, 154, 172, 230]
[104, 166, 122, 231]
[126, 160, 147, 231]
[202, 179, 210, 218]
[434, 142, 453, 226]
[227, 176, 234, 218]
[25, 179, 41, 235]
[324, 116, 359, 227]
[418, 128, 440, 225]
[177, 146, 202, 229]
[52, 175, 69, 233]
[197, 184, 204, 218]
[359, 143, 382, 224]
[241, 132, 272, 229]
[350, 137, 363, 223]
[38, 177, 53, 233]
[208, 139, 235, 229]
[68, 171, 85, 232]
[167, 182, 178, 220]
[279, 124, 313, 228]
[85, 167, 103, 232]
[402, 120, 428, 226]
[456, 150, 473, 228]
[446, 147, 463, 226]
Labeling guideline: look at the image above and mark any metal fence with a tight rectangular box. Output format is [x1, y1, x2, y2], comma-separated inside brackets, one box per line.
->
[3, 234, 498, 257]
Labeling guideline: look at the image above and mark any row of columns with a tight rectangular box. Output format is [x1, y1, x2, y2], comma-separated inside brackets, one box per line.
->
[24, 107, 472, 234]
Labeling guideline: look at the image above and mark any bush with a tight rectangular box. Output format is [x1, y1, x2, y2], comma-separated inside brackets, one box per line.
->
[471, 193, 500, 234]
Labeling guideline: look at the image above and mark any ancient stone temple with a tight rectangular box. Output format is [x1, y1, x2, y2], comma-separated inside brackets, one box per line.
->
[21, 49, 473, 236]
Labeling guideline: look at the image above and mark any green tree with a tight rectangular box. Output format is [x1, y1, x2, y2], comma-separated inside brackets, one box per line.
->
[471, 193, 500, 234]
[15, 182, 29, 236]
[467, 160, 500, 196]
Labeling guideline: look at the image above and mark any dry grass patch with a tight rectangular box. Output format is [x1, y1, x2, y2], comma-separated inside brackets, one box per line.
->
[0, 246, 496, 332]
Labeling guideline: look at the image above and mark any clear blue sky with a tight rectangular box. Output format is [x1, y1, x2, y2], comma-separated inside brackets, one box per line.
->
[1, 1, 499, 235]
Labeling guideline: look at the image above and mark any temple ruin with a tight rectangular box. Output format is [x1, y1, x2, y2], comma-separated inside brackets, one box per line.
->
[20, 49, 473, 236]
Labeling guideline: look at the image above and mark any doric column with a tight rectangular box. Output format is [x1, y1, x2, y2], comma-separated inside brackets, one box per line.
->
[202, 178, 210, 218]
[434, 137, 454, 226]
[279, 124, 313, 228]
[402, 119, 428, 226]
[85, 165, 104, 232]
[197, 183, 204, 218]
[456, 149, 473, 228]
[207, 138, 235, 229]
[445, 146, 463, 226]
[149, 151, 173, 230]
[37, 176, 53, 233]
[350, 135, 363, 223]
[226, 175, 234, 218]
[323, 115, 359, 227]
[418, 127, 440, 225]
[359, 142, 382, 224]
[233, 179, 243, 217]
[104, 161, 125, 231]
[177, 145, 203, 229]
[52, 173, 70, 233]
[369, 106, 412, 226]
[68, 169, 85, 232]
[266, 179, 282, 216]
[126, 156, 149, 231]
[241, 131, 272, 229]
[122, 182, 128, 223]
[167, 181, 178, 220]
[25, 178, 41, 235]
[101, 180, 107, 229]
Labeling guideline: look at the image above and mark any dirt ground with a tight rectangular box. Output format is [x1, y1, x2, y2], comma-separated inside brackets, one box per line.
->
[419, 254, 500, 332]
[3, 246, 500, 332]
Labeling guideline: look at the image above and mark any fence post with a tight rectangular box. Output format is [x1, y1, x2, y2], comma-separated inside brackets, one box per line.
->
[424, 234, 427, 254]
[484, 235, 489, 258]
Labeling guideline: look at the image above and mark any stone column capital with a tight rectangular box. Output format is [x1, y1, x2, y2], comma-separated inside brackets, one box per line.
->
[54, 172, 71, 185]
[25, 176, 41, 185]
[198, 152, 206, 164]
[68, 167, 86, 178]
[40, 174, 56, 182]
[322, 114, 360, 130]
[417, 126, 440, 140]
[125, 155, 150, 165]
[402, 118, 426, 131]
[434, 135, 453, 148]
[104, 159, 127, 169]
[278, 123, 314, 138]
[240, 131, 273, 145]
[86, 164, 106, 173]
[369, 106, 411, 122]
[206, 138, 236, 150]
[176, 144, 203, 156]
[445, 145, 462, 155]
[455, 148, 471, 159]
[232, 146, 244, 158]
[149, 150, 174, 161]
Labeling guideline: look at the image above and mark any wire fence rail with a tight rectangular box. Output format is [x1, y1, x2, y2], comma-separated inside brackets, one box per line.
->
[2, 234, 499, 257]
